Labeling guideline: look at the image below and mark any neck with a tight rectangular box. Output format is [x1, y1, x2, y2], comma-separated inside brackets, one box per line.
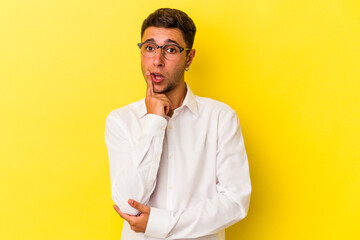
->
[166, 81, 187, 111]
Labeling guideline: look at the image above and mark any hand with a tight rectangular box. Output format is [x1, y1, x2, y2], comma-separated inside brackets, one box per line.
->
[113, 199, 151, 233]
[145, 71, 173, 117]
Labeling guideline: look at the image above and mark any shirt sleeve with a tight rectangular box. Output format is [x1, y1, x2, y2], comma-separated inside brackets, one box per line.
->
[145, 109, 252, 239]
[105, 111, 167, 216]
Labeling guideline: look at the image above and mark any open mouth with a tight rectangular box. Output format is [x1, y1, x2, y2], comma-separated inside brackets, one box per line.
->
[151, 73, 165, 83]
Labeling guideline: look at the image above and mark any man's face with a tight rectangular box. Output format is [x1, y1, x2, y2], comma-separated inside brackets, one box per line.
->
[140, 27, 194, 94]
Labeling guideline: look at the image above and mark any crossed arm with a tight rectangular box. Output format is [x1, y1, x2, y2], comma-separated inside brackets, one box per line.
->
[106, 71, 173, 231]
[106, 72, 251, 238]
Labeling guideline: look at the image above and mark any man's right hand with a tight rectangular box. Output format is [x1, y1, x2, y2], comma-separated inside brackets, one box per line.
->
[145, 71, 173, 117]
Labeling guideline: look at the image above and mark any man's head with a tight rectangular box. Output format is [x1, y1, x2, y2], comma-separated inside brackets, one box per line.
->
[139, 8, 196, 94]
[141, 8, 196, 49]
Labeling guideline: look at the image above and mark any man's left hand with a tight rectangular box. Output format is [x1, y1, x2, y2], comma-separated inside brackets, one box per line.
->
[113, 199, 150, 233]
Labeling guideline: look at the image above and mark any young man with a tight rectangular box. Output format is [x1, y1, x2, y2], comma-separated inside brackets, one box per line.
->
[105, 8, 251, 240]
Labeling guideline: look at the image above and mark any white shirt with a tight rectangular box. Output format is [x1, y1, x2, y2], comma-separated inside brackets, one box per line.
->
[105, 84, 251, 240]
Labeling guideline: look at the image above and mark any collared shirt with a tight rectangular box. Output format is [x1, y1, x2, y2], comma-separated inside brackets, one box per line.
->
[105, 84, 251, 240]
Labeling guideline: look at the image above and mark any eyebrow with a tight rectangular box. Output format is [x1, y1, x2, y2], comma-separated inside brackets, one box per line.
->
[143, 38, 181, 46]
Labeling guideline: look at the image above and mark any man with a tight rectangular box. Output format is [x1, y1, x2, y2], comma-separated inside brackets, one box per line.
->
[105, 8, 251, 240]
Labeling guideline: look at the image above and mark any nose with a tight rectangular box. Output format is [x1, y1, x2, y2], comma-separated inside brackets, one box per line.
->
[153, 48, 164, 67]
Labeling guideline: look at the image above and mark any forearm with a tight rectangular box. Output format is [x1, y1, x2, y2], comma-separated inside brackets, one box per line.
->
[106, 112, 167, 215]
[145, 186, 251, 239]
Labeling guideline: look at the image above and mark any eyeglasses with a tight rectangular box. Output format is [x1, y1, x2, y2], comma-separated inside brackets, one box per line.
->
[137, 41, 191, 60]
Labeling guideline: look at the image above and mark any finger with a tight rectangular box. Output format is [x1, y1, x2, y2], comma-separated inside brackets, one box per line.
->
[154, 95, 174, 109]
[113, 205, 132, 221]
[128, 199, 150, 213]
[113, 204, 121, 213]
[163, 101, 173, 115]
[154, 97, 172, 115]
[146, 71, 154, 96]
[164, 105, 169, 115]
[113, 205, 124, 217]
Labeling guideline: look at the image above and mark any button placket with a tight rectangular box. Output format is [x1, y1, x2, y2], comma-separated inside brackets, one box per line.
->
[166, 118, 175, 210]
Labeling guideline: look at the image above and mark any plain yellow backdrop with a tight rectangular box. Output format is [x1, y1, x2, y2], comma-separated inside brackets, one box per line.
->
[1, 0, 359, 239]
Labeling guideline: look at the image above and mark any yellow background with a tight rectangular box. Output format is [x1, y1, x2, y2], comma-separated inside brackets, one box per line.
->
[1, 0, 359, 239]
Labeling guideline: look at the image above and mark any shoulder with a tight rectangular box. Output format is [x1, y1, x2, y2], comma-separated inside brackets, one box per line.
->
[107, 99, 145, 118]
[193, 95, 241, 130]
[195, 95, 236, 116]
[106, 99, 146, 124]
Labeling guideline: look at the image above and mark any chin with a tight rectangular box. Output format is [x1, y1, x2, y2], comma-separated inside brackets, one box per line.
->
[161, 82, 179, 94]
[153, 83, 168, 94]
[154, 88, 167, 94]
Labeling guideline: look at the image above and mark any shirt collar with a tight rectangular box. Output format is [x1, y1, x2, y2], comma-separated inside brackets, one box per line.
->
[182, 83, 199, 116]
[137, 82, 198, 118]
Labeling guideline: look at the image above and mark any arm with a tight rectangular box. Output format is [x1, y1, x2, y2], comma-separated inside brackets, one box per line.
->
[105, 111, 167, 216]
[145, 109, 252, 239]
[106, 71, 173, 216]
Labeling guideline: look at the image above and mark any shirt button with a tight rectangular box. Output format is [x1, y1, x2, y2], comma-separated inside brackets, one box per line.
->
[161, 126, 166, 130]
[169, 154, 174, 159]
[169, 186, 173, 190]
[168, 125, 173, 129]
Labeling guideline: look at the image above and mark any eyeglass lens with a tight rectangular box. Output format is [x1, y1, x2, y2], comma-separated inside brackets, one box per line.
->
[140, 42, 181, 59]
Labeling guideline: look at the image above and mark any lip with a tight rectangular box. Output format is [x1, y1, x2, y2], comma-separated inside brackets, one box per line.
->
[151, 72, 165, 84]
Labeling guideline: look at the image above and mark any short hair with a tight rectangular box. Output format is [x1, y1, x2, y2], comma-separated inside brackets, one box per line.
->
[141, 8, 196, 49]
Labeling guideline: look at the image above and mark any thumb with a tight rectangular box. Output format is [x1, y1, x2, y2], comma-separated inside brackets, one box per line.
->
[128, 199, 150, 213]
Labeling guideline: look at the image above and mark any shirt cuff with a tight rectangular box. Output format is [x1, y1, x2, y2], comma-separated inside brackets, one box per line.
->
[145, 207, 171, 238]
[143, 114, 167, 137]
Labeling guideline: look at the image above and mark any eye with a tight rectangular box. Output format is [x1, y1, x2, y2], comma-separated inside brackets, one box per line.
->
[165, 45, 179, 54]
[144, 43, 156, 52]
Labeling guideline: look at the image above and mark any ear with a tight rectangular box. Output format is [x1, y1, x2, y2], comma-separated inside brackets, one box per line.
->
[185, 49, 196, 68]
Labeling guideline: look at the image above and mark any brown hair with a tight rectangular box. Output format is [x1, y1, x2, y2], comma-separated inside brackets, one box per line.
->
[141, 8, 196, 49]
